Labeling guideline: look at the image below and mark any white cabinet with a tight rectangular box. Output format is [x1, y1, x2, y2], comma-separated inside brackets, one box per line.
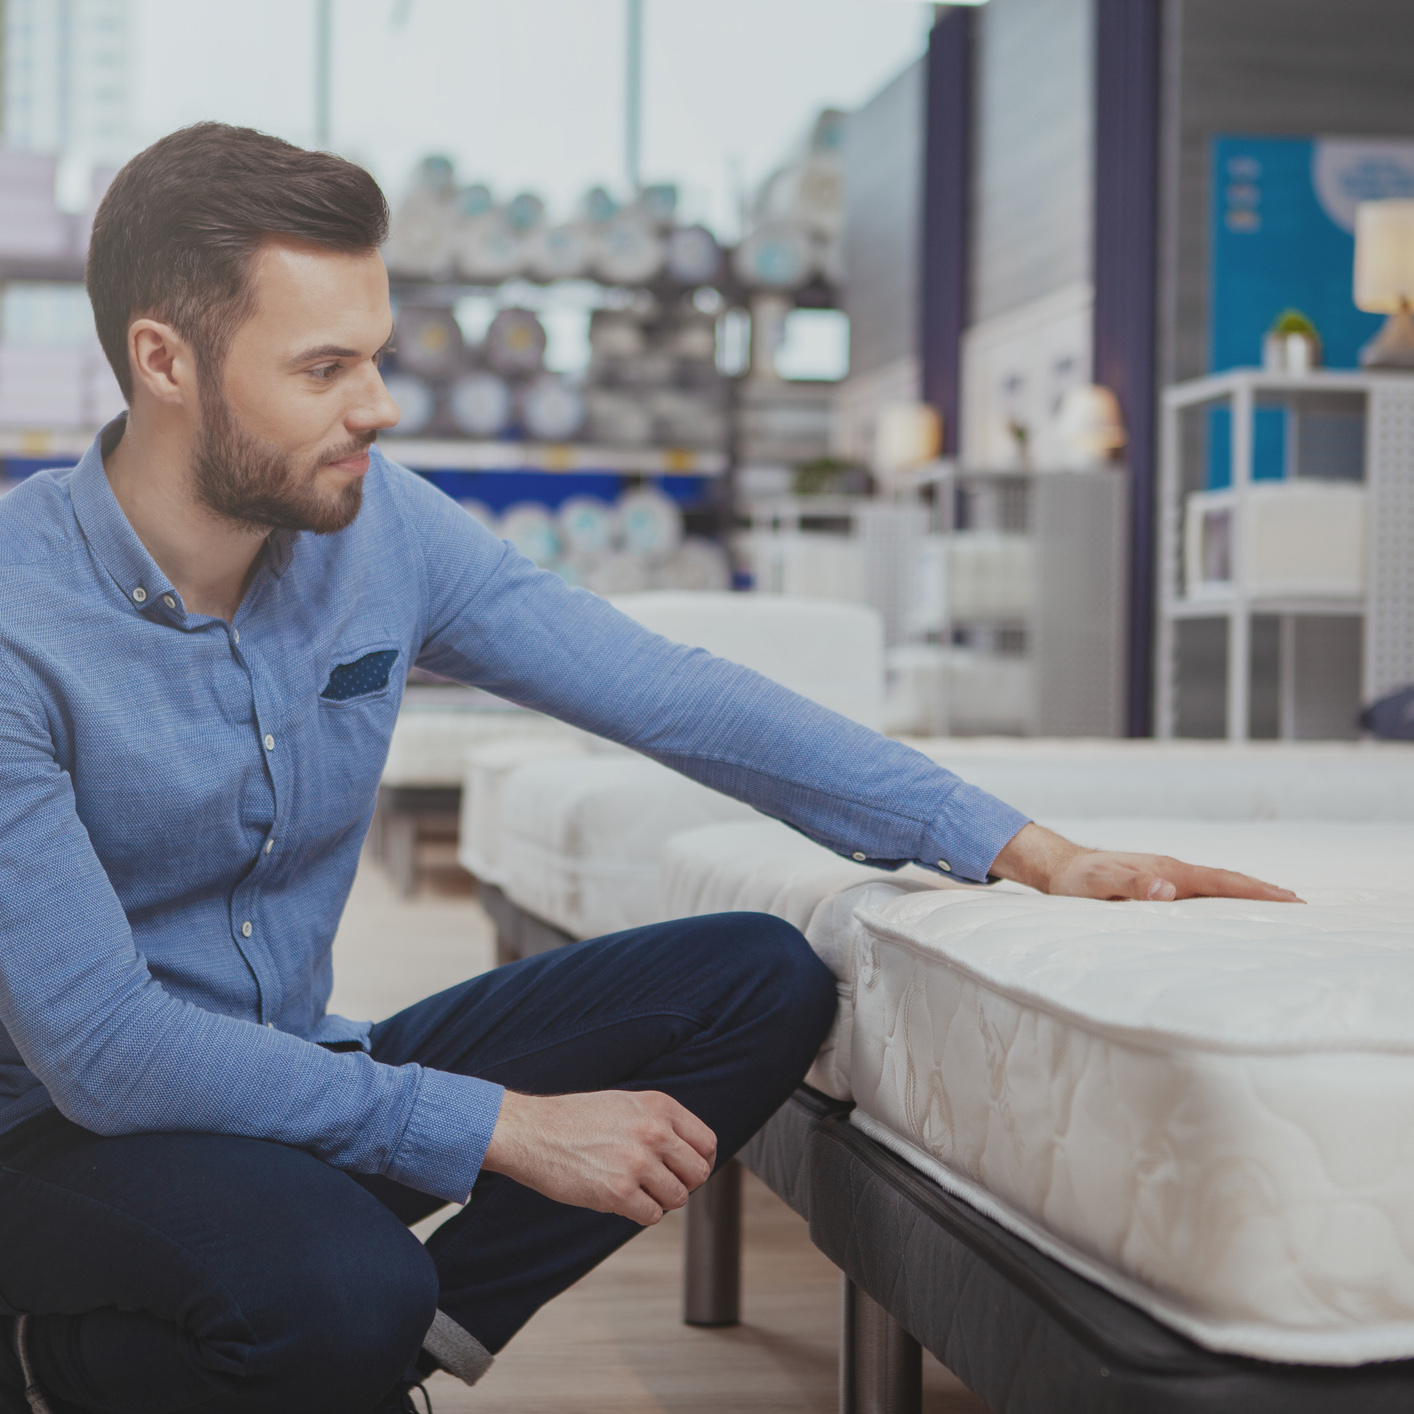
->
[738, 469, 1127, 737]
[1157, 370, 1414, 740]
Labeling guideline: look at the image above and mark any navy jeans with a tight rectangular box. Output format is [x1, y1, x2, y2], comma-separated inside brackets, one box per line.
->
[0, 913, 836, 1414]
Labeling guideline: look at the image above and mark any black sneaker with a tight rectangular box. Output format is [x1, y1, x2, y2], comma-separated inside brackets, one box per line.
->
[2, 1318, 51, 1414]
[0, 1319, 26, 1414]
[375, 1378, 432, 1413]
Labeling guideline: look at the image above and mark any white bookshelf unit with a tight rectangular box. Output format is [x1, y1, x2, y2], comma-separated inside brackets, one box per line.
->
[1157, 369, 1414, 740]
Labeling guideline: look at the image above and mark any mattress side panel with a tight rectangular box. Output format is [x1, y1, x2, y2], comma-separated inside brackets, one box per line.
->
[849, 925, 1414, 1335]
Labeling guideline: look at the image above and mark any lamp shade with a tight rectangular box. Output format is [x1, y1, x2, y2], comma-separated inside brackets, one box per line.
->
[874, 401, 942, 478]
[1053, 384, 1127, 466]
[1354, 200, 1414, 312]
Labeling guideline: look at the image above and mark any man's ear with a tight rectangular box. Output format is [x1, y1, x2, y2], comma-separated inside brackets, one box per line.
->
[127, 318, 198, 409]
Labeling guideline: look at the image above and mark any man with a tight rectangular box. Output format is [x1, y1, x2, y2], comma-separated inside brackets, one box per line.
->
[0, 125, 1294, 1414]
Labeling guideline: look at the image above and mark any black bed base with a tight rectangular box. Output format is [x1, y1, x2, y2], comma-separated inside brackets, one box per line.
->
[484, 889, 1414, 1413]
[746, 1088, 1414, 1413]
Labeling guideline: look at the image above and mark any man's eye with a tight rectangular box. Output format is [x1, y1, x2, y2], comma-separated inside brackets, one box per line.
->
[310, 364, 340, 381]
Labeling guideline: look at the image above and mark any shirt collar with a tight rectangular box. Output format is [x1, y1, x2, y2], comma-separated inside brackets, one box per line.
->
[69, 417, 182, 615]
[68, 415, 300, 612]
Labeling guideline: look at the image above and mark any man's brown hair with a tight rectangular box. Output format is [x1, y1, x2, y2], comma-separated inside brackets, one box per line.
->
[87, 123, 390, 401]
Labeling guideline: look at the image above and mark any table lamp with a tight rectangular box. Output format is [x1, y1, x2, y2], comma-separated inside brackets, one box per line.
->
[873, 401, 942, 493]
[1354, 199, 1414, 369]
[1053, 384, 1127, 468]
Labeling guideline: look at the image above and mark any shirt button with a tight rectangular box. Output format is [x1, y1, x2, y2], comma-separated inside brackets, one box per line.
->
[264, 838, 274, 854]
[131, 587, 146, 603]
[267, 1022, 275, 1029]
[241, 920, 253, 937]
[163, 594, 176, 609]
[263, 734, 274, 751]
[852, 851, 866, 862]
[233, 628, 241, 644]
[938, 860, 953, 872]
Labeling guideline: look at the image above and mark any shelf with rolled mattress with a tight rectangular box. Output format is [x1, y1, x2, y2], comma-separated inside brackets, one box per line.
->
[0, 429, 727, 480]
[379, 436, 726, 477]
[0, 427, 100, 459]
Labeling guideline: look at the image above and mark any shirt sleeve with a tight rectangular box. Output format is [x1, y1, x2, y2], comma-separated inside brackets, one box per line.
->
[389, 465, 1031, 884]
[0, 649, 500, 1204]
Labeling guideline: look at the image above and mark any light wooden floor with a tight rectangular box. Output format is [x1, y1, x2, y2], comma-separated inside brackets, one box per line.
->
[330, 847, 989, 1413]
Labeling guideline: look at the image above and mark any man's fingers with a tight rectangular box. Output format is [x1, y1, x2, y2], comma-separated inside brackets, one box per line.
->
[639, 1163, 691, 1213]
[666, 1103, 717, 1163]
[620, 1188, 665, 1226]
[1080, 855, 1303, 904]
[657, 1132, 712, 1191]
[1168, 862, 1303, 903]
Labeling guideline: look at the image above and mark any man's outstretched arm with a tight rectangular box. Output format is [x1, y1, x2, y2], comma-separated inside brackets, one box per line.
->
[398, 465, 1304, 907]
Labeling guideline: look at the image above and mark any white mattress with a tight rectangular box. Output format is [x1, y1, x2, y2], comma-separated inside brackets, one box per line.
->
[382, 706, 570, 788]
[902, 738, 1414, 822]
[610, 591, 886, 731]
[456, 734, 590, 885]
[495, 754, 758, 938]
[662, 815, 1414, 1364]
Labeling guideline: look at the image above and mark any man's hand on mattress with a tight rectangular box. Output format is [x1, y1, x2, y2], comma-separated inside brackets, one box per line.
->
[991, 823, 1303, 903]
[481, 1088, 718, 1225]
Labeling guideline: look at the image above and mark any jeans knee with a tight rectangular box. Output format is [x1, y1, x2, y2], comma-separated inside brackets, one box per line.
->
[251, 1218, 438, 1411]
[713, 912, 838, 1037]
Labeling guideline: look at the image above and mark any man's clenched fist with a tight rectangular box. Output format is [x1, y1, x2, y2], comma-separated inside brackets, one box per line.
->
[482, 1088, 717, 1226]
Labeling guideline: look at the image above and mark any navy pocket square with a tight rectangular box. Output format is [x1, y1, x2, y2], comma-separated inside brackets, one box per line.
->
[320, 649, 400, 701]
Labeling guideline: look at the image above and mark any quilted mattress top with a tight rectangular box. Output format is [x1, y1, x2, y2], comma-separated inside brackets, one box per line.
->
[878, 819, 1414, 1054]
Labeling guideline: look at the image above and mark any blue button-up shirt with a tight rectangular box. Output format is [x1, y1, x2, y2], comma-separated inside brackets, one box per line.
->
[0, 427, 1028, 1204]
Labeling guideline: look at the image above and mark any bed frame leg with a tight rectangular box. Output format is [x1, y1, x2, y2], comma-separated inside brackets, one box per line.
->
[683, 1159, 741, 1326]
[840, 1275, 921, 1414]
[383, 811, 419, 898]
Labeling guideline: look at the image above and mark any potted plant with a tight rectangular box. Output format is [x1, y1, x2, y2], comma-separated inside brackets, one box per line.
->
[1262, 309, 1322, 374]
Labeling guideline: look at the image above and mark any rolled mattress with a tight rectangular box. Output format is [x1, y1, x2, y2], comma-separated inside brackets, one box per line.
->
[662, 816, 1414, 1364]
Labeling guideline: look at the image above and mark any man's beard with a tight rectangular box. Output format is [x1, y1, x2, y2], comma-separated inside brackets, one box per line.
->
[191, 385, 372, 536]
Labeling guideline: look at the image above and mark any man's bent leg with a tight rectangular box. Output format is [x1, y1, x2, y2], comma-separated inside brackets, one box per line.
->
[0, 1115, 438, 1414]
[365, 911, 836, 1355]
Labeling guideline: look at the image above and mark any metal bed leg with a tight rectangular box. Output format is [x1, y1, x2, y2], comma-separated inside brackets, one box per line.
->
[840, 1275, 921, 1414]
[383, 811, 419, 898]
[683, 1159, 741, 1326]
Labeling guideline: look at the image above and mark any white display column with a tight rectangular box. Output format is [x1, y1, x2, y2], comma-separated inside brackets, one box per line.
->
[1366, 381, 1414, 704]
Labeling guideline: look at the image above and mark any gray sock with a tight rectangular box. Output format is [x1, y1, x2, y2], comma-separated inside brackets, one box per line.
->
[13, 1317, 53, 1414]
[421, 1310, 494, 1387]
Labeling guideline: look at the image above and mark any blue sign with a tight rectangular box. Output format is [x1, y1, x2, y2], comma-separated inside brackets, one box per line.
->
[1206, 136, 1414, 486]
[1210, 135, 1414, 373]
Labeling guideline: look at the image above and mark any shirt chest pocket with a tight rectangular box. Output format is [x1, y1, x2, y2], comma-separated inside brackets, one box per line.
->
[319, 647, 401, 704]
[307, 644, 405, 829]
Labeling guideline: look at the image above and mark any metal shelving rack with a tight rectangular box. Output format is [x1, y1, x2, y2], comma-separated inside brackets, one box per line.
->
[377, 437, 725, 477]
[1156, 368, 1414, 740]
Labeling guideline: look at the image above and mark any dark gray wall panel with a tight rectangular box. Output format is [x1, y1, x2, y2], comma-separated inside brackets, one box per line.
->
[970, 0, 1094, 325]
[921, 9, 974, 456]
[843, 59, 925, 377]
[1163, 0, 1414, 384]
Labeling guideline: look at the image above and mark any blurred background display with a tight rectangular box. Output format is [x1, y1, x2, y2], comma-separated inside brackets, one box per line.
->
[2, 0, 1414, 745]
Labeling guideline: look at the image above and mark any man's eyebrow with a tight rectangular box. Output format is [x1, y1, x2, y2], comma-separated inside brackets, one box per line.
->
[288, 326, 396, 366]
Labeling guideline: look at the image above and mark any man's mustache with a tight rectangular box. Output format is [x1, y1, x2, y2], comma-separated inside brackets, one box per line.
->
[316, 431, 378, 466]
